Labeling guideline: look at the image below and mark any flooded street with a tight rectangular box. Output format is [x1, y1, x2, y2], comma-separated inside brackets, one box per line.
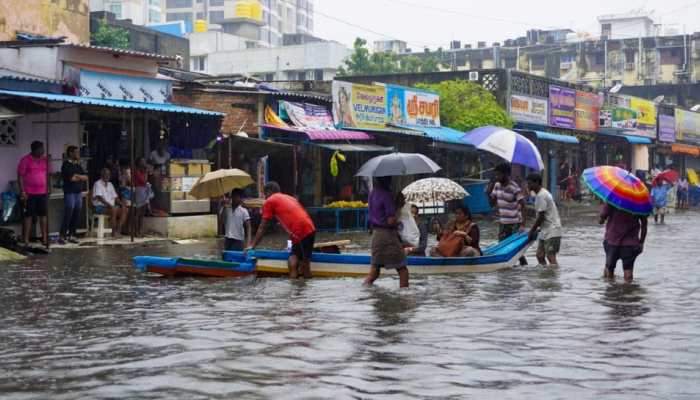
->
[1, 211, 700, 399]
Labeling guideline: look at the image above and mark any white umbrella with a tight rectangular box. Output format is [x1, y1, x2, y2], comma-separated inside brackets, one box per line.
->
[402, 178, 469, 203]
[463, 126, 544, 170]
[355, 152, 441, 177]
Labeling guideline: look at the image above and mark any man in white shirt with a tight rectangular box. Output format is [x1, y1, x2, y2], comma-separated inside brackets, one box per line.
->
[526, 172, 562, 267]
[93, 168, 128, 238]
[220, 188, 251, 251]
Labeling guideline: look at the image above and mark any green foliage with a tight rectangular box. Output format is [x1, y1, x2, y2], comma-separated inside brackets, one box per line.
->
[416, 80, 513, 131]
[91, 18, 129, 49]
[338, 37, 444, 76]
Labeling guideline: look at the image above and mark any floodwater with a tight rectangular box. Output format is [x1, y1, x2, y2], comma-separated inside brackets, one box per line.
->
[1, 211, 700, 399]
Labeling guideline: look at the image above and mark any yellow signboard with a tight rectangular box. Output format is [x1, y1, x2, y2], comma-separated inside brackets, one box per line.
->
[630, 97, 657, 130]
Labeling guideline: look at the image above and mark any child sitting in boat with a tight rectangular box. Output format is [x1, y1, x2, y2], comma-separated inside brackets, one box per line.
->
[429, 205, 481, 258]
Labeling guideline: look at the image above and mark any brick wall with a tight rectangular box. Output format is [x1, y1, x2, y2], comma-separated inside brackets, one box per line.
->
[172, 88, 261, 136]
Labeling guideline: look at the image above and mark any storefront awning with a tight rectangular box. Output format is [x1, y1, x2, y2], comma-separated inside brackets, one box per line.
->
[597, 132, 653, 144]
[523, 130, 579, 144]
[392, 124, 470, 146]
[229, 134, 294, 158]
[261, 124, 373, 141]
[671, 143, 700, 156]
[314, 143, 394, 152]
[0, 89, 224, 116]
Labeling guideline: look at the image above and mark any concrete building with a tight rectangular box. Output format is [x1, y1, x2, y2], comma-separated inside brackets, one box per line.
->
[193, 38, 350, 80]
[163, 0, 314, 46]
[90, 0, 165, 25]
[598, 10, 657, 40]
[374, 40, 408, 54]
[90, 11, 190, 69]
[0, 0, 90, 44]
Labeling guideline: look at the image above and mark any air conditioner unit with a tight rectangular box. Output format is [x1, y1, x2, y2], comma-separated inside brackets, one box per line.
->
[468, 71, 479, 81]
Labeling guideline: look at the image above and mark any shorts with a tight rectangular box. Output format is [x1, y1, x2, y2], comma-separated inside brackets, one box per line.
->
[23, 194, 48, 218]
[225, 238, 244, 251]
[94, 204, 121, 215]
[653, 206, 667, 216]
[604, 241, 641, 272]
[291, 232, 315, 262]
[538, 237, 561, 255]
[498, 223, 521, 242]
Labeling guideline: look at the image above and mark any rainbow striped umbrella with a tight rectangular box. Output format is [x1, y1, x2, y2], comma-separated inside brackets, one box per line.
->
[581, 166, 653, 216]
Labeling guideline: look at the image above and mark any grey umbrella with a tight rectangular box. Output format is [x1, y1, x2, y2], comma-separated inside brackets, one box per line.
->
[355, 152, 442, 177]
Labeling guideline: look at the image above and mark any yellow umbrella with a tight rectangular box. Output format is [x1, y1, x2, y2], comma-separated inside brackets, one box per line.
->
[189, 168, 254, 199]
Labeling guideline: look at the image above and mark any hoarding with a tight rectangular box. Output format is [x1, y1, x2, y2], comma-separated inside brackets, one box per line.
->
[332, 81, 387, 129]
[282, 101, 335, 130]
[658, 114, 676, 143]
[77, 70, 172, 104]
[630, 97, 657, 132]
[548, 85, 576, 129]
[676, 109, 700, 144]
[575, 91, 601, 131]
[510, 95, 548, 125]
[386, 85, 440, 127]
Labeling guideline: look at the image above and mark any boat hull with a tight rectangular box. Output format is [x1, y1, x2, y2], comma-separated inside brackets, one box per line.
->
[133, 256, 256, 278]
[224, 232, 531, 278]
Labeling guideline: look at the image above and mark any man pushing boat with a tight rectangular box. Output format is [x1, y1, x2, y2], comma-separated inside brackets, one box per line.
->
[247, 182, 316, 279]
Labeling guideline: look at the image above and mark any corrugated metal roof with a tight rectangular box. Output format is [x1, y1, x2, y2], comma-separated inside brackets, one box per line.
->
[0, 68, 65, 85]
[0, 89, 224, 116]
[63, 43, 178, 61]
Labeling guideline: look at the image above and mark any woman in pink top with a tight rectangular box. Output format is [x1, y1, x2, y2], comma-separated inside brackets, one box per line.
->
[17, 141, 51, 249]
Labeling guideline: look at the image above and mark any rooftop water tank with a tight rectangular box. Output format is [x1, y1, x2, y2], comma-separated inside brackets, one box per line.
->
[235, 1, 263, 22]
[194, 19, 208, 33]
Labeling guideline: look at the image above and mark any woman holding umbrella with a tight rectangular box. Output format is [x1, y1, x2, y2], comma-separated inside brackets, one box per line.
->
[583, 166, 652, 282]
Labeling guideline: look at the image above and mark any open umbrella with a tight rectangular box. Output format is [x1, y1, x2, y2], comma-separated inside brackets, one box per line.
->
[653, 169, 679, 185]
[462, 126, 544, 170]
[581, 166, 653, 216]
[189, 168, 254, 199]
[402, 178, 469, 203]
[355, 152, 441, 177]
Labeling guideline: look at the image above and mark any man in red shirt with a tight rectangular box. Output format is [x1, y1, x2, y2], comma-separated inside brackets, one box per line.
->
[17, 141, 51, 249]
[248, 182, 316, 279]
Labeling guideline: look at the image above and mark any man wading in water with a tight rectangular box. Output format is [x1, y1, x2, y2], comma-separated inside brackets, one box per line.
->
[599, 204, 647, 282]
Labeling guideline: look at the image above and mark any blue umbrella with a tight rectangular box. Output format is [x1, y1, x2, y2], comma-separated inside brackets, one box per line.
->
[462, 126, 544, 170]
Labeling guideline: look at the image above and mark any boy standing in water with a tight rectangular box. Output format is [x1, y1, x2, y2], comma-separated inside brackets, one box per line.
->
[599, 204, 647, 282]
[651, 179, 670, 224]
[526, 173, 562, 267]
[221, 189, 251, 251]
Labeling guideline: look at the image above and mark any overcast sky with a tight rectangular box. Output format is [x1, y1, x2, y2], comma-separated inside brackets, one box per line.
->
[315, 0, 700, 50]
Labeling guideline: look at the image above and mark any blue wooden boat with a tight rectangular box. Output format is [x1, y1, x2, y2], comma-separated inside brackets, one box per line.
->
[224, 232, 531, 277]
[133, 256, 256, 277]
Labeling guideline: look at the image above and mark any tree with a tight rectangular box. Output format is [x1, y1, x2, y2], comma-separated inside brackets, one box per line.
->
[338, 37, 445, 76]
[416, 80, 513, 131]
[91, 18, 129, 49]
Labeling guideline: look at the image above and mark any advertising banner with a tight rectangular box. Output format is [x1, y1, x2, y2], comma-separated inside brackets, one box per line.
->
[548, 85, 576, 129]
[386, 85, 440, 127]
[630, 97, 657, 132]
[575, 91, 601, 131]
[676, 109, 700, 144]
[282, 101, 335, 130]
[510, 95, 548, 125]
[658, 114, 676, 143]
[332, 81, 386, 129]
[77, 69, 172, 104]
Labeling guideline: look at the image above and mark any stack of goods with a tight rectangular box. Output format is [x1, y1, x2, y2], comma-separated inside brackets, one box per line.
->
[323, 201, 368, 209]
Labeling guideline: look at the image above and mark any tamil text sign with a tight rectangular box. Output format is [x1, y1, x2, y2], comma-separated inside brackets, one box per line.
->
[386, 85, 440, 127]
[676, 109, 700, 144]
[658, 114, 676, 143]
[575, 91, 601, 131]
[548, 85, 576, 129]
[332, 81, 386, 129]
[510, 95, 548, 125]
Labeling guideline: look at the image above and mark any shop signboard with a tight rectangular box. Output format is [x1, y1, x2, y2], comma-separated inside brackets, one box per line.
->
[675, 108, 700, 144]
[575, 91, 601, 131]
[630, 97, 657, 133]
[332, 81, 386, 129]
[282, 101, 335, 130]
[386, 85, 440, 127]
[548, 85, 576, 129]
[510, 94, 548, 125]
[77, 70, 172, 104]
[658, 114, 676, 143]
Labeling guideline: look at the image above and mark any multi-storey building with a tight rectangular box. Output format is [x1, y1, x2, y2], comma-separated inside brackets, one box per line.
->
[90, 0, 164, 25]
[163, 0, 313, 46]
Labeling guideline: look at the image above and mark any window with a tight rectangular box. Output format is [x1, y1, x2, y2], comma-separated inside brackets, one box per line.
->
[601, 23, 611, 38]
[209, 0, 224, 6]
[166, 12, 192, 24]
[624, 49, 636, 63]
[531, 55, 545, 69]
[109, 3, 122, 18]
[505, 57, 517, 69]
[660, 48, 682, 65]
[594, 52, 604, 65]
[196, 12, 204, 19]
[265, 73, 275, 81]
[148, 0, 160, 5]
[191, 56, 207, 72]
[209, 10, 224, 23]
[148, 9, 161, 23]
[314, 69, 323, 80]
[166, 0, 192, 8]
[0, 119, 17, 146]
